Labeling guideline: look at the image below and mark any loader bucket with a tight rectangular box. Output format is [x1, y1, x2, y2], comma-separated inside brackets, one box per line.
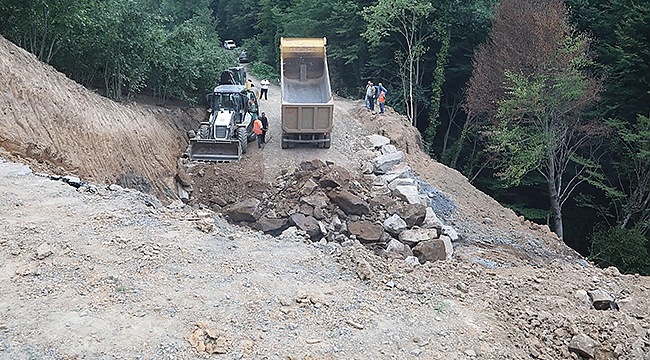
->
[189, 139, 242, 162]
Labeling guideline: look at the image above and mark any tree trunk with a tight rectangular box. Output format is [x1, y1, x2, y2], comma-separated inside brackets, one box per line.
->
[547, 156, 564, 239]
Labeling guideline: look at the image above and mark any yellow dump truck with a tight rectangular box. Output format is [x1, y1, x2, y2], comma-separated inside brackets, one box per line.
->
[280, 37, 334, 149]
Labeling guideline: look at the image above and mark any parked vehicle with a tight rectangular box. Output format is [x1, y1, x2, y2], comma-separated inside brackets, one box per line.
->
[238, 50, 249, 63]
[280, 37, 333, 149]
[223, 39, 236, 50]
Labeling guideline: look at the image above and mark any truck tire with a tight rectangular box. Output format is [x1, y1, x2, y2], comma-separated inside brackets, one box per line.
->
[324, 133, 331, 149]
[199, 125, 210, 139]
[238, 127, 248, 154]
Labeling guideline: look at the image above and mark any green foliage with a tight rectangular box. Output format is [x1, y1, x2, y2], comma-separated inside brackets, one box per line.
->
[589, 225, 650, 275]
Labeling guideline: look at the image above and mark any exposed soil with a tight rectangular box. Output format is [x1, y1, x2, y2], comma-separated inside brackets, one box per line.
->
[1, 35, 649, 359]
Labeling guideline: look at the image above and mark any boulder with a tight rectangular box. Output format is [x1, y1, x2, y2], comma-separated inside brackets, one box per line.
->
[374, 151, 405, 174]
[348, 220, 384, 243]
[319, 165, 351, 188]
[300, 179, 319, 196]
[301, 193, 329, 208]
[382, 163, 412, 183]
[289, 213, 322, 240]
[367, 134, 391, 149]
[254, 217, 289, 236]
[36, 242, 54, 260]
[387, 178, 416, 192]
[398, 203, 427, 227]
[381, 144, 398, 155]
[327, 189, 370, 215]
[441, 225, 460, 242]
[392, 185, 421, 205]
[423, 207, 444, 229]
[224, 198, 260, 222]
[383, 214, 407, 236]
[300, 159, 325, 171]
[413, 239, 452, 264]
[588, 290, 614, 310]
[399, 228, 439, 247]
[569, 333, 599, 359]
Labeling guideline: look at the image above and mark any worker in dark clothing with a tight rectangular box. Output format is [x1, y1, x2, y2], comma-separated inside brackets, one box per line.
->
[259, 112, 269, 145]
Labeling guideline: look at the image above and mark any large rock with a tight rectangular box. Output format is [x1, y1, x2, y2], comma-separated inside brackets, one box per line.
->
[399, 228, 439, 247]
[387, 178, 416, 192]
[289, 213, 322, 240]
[398, 203, 427, 227]
[348, 220, 384, 243]
[319, 165, 351, 188]
[412, 238, 453, 264]
[374, 151, 405, 174]
[423, 207, 444, 229]
[301, 193, 329, 208]
[225, 198, 260, 222]
[300, 179, 319, 196]
[367, 134, 391, 149]
[569, 333, 599, 359]
[588, 290, 614, 310]
[300, 159, 326, 171]
[327, 189, 370, 215]
[392, 185, 421, 205]
[254, 217, 289, 236]
[383, 214, 407, 236]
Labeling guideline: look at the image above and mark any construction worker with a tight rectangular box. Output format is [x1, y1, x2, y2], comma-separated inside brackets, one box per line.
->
[259, 112, 269, 145]
[253, 117, 264, 148]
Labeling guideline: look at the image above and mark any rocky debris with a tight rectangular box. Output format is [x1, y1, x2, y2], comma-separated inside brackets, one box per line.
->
[187, 322, 229, 354]
[211, 136, 462, 267]
[36, 242, 54, 259]
[569, 333, 599, 358]
[588, 289, 616, 310]
[224, 198, 261, 222]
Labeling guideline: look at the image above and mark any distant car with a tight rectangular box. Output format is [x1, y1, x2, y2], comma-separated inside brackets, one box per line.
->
[238, 50, 249, 63]
[223, 40, 236, 50]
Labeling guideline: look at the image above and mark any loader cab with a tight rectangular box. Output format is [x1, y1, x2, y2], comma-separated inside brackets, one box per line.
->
[206, 84, 252, 124]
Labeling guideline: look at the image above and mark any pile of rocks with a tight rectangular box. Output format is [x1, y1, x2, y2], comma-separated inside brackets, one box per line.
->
[224, 134, 461, 265]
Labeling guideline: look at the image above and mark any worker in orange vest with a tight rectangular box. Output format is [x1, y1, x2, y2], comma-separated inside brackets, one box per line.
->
[253, 117, 264, 148]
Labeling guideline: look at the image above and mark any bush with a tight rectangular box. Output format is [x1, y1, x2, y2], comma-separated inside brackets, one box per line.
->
[589, 225, 650, 275]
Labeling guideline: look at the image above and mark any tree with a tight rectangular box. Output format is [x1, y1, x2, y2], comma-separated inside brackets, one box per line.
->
[362, 0, 436, 126]
[465, 0, 602, 239]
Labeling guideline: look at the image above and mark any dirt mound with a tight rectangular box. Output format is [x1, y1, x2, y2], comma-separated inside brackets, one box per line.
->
[0, 35, 199, 199]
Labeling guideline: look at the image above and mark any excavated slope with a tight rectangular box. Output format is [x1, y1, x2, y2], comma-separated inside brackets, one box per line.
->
[0, 36, 194, 199]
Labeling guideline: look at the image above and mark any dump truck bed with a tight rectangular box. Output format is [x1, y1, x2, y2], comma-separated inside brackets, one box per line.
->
[280, 37, 334, 142]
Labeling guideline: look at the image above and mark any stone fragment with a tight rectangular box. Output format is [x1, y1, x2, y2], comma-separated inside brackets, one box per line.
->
[289, 213, 322, 240]
[392, 185, 421, 205]
[327, 189, 370, 215]
[398, 203, 427, 227]
[356, 260, 374, 280]
[36, 242, 54, 260]
[300, 159, 325, 171]
[404, 256, 420, 265]
[175, 168, 192, 187]
[387, 178, 415, 192]
[569, 333, 599, 358]
[423, 207, 443, 229]
[319, 165, 351, 188]
[441, 225, 460, 242]
[374, 151, 405, 174]
[381, 144, 398, 155]
[301, 194, 328, 208]
[413, 239, 452, 263]
[588, 290, 614, 310]
[224, 198, 260, 222]
[367, 134, 391, 149]
[348, 220, 384, 243]
[254, 217, 289, 235]
[399, 228, 439, 247]
[383, 214, 407, 236]
[300, 179, 319, 196]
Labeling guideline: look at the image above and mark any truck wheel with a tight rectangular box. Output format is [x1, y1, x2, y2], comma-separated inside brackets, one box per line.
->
[281, 138, 288, 149]
[199, 125, 210, 139]
[324, 133, 331, 149]
[238, 127, 248, 154]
